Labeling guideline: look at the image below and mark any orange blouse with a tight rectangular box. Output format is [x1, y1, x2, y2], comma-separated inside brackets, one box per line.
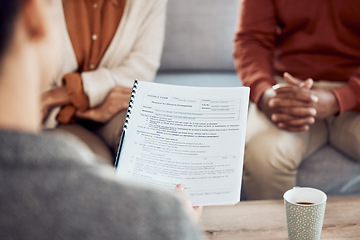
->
[58, 0, 126, 124]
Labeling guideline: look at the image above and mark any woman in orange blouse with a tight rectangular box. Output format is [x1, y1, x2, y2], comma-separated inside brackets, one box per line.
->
[42, 0, 167, 164]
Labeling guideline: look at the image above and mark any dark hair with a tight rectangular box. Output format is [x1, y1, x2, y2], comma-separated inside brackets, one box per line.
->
[0, 0, 23, 59]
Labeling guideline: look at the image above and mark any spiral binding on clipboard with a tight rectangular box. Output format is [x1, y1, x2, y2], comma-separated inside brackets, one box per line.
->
[123, 80, 138, 130]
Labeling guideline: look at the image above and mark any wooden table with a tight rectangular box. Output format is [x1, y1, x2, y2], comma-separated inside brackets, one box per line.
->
[201, 197, 360, 239]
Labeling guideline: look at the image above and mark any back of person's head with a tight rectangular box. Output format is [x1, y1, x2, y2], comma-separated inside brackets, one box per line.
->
[0, 0, 60, 133]
[0, 0, 23, 61]
[0, 0, 60, 88]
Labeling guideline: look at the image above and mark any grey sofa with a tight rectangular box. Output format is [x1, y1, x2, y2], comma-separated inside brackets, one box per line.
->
[155, 0, 360, 199]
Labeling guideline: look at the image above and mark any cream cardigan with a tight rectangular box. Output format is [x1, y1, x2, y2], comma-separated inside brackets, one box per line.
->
[45, 0, 167, 128]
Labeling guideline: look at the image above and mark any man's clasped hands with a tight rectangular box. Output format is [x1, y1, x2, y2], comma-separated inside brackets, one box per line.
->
[260, 73, 340, 132]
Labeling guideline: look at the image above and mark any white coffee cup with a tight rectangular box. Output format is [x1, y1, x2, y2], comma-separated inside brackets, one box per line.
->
[283, 187, 327, 240]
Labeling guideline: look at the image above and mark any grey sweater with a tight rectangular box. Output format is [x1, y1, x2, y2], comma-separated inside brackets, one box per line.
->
[0, 130, 202, 240]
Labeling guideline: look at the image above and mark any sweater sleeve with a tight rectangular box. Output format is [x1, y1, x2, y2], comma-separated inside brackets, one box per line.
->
[332, 71, 360, 114]
[81, 0, 167, 108]
[233, 0, 278, 104]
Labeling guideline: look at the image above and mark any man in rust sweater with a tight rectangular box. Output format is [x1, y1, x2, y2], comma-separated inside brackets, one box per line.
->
[234, 0, 360, 199]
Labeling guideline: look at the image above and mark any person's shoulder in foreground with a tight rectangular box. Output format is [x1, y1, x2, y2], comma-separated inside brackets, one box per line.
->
[0, 130, 201, 240]
[0, 0, 202, 239]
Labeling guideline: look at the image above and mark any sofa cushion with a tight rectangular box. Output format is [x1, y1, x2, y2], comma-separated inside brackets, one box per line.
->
[160, 0, 240, 72]
[297, 145, 360, 197]
[155, 72, 241, 87]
